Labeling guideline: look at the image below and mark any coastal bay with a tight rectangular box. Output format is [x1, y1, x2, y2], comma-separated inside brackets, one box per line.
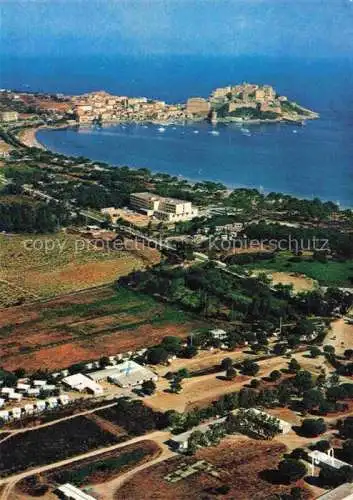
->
[37, 116, 353, 207]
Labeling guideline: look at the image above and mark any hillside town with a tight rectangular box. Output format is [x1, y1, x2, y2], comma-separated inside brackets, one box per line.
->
[72, 83, 318, 124]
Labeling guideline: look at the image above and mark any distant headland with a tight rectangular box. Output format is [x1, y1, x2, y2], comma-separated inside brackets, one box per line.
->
[71, 83, 319, 125]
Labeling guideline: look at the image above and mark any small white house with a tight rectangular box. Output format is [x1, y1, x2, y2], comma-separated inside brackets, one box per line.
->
[8, 392, 22, 401]
[33, 380, 46, 387]
[12, 407, 22, 419]
[1, 387, 14, 396]
[24, 404, 34, 415]
[42, 384, 56, 392]
[0, 410, 9, 421]
[46, 397, 58, 409]
[36, 400, 46, 412]
[0, 398, 5, 408]
[210, 329, 228, 340]
[17, 383, 31, 392]
[26, 388, 40, 397]
[59, 395, 69, 405]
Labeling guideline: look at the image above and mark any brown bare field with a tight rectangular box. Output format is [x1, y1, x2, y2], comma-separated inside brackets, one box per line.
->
[325, 318, 353, 355]
[115, 437, 313, 500]
[147, 355, 288, 413]
[0, 286, 204, 372]
[252, 269, 316, 293]
[0, 233, 160, 307]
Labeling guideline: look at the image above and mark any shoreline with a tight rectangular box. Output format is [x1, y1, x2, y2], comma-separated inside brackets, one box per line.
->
[34, 123, 352, 209]
[19, 126, 47, 150]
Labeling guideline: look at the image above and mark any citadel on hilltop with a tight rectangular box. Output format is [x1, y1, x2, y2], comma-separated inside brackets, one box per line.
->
[72, 83, 318, 125]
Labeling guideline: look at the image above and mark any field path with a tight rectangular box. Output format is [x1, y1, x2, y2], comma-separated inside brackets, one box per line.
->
[0, 430, 171, 500]
[91, 433, 175, 500]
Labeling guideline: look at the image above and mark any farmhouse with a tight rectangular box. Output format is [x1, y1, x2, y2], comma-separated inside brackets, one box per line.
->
[56, 483, 96, 500]
[62, 373, 104, 395]
[88, 360, 158, 388]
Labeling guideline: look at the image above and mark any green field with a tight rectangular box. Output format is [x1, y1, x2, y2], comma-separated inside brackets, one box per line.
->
[247, 252, 353, 287]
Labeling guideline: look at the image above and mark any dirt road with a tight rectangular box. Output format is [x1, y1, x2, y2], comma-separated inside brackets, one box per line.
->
[0, 430, 171, 500]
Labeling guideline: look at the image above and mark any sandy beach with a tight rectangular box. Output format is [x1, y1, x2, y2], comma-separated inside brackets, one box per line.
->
[18, 126, 47, 150]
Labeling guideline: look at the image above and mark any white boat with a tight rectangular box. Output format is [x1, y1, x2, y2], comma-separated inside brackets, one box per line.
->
[158, 127, 166, 132]
[209, 130, 220, 136]
[292, 129, 298, 134]
[193, 130, 199, 134]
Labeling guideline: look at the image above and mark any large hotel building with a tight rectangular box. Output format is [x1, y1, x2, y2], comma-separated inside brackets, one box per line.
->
[130, 192, 199, 222]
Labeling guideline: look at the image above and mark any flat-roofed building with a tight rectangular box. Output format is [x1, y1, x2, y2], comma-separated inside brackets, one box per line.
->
[62, 373, 103, 395]
[8, 392, 22, 401]
[0, 398, 5, 408]
[130, 192, 198, 222]
[56, 483, 96, 500]
[0, 410, 9, 421]
[11, 407, 22, 419]
[89, 360, 158, 388]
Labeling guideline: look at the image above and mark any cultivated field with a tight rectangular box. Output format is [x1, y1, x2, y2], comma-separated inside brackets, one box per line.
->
[0, 286, 204, 372]
[0, 232, 160, 307]
[0, 416, 122, 477]
[17, 440, 161, 496]
[115, 437, 313, 500]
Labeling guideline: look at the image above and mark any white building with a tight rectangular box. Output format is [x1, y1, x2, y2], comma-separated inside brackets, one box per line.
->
[0, 410, 9, 421]
[88, 361, 158, 388]
[24, 404, 34, 415]
[56, 483, 96, 500]
[0, 398, 5, 408]
[8, 392, 22, 401]
[59, 395, 69, 405]
[36, 401, 46, 412]
[42, 384, 57, 392]
[308, 450, 352, 471]
[17, 383, 31, 392]
[33, 380, 47, 387]
[11, 407, 22, 420]
[26, 388, 40, 397]
[47, 397, 58, 409]
[62, 373, 104, 395]
[130, 192, 199, 222]
[210, 329, 228, 340]
[1, 387, 14, 396]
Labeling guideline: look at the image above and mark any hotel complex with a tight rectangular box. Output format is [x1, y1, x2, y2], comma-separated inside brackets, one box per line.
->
[130, 192, 199, 222]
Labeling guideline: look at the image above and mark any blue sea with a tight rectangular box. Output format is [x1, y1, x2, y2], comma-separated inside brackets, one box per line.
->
[2, 55, 353, 206]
